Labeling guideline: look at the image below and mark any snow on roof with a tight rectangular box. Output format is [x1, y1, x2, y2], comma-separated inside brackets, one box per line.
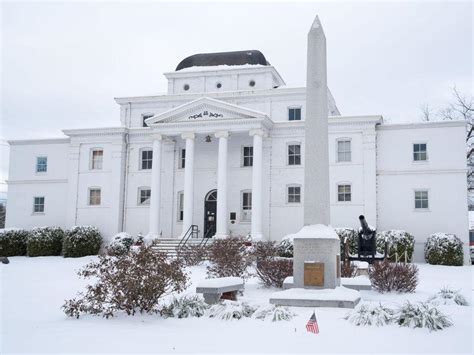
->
[174, 64, 267, 73]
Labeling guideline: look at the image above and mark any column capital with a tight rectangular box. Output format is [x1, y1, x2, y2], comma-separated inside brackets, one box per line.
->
[214, 131, 229, 139]
[151, 133, 163, 141]
[181, 132, 195, 140]
[249, 128, 266, 137]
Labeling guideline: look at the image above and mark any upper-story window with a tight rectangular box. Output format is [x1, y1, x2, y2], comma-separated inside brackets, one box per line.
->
[140, 149, 153, 170]
[414, 190, 429, 209]
[287, 185, 301, 203]
[33, 196, 45, 213]
[36, 156, 48, 173]
[179, 149, 186, 169]
[142, 114, 153, 127]
[91, 149, 103, 170]
[288, 144, 301, 165]
[337, 139, 352, 162]
[88, 187, 101, 206]
[288, 107, 302, 121]
[243, 146, 253, 167]
[413, 143, 427, 161]
[337, 184, 352, 202]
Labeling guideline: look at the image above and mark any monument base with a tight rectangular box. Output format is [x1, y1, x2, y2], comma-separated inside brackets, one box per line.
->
[269, 286, 361, 308]
[283, 276, 372, 291]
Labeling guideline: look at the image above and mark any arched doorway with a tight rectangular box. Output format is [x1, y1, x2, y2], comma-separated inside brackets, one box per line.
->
[204, 189, 217, 237]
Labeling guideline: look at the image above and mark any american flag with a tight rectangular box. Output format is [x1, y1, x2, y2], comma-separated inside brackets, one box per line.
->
[306, 311, 319, 334]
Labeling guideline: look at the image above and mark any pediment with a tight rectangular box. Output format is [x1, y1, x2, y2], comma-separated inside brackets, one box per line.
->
[145, 97, 268, 125]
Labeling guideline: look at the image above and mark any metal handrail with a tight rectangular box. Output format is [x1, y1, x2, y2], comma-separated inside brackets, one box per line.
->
[177, 224, 198, 252]
[199, 226, 215, 247]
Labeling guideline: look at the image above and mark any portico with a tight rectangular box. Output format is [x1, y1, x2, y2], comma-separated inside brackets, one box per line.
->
[145, 97, 273, 240]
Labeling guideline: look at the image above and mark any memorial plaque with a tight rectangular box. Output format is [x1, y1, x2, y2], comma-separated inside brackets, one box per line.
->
[336, 255, 341, 278]
[304, 262, 324, 287]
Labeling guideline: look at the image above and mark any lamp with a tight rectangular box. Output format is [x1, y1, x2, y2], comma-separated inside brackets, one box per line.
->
[205, 135, 212, 143]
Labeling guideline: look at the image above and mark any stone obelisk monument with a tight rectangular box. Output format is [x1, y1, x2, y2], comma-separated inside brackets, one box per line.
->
[270, 15, 360, 307]
[290, 15, 341, 290]
[304, 16, 330, 226]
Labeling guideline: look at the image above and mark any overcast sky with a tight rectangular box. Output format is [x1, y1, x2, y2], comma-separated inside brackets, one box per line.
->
[1, 0, 472, 144]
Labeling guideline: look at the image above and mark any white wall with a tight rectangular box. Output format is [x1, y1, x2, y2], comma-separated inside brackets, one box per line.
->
[377, 122, 469, 262]
[5, 140, 70, 229]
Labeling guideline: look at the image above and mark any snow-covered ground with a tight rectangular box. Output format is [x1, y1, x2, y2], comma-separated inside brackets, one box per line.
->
[1, 256, 472, 354]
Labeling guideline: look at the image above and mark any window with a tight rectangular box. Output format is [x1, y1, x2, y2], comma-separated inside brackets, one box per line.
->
[179, 149, 186, 169]
[288, 144, 301, 165]
[243, 146, 253, 167]
[142, 114, 153, 127]
[138, 187, 151, 206]
[177, 191, 184, 221]
[413, 143, 427, 161]
[241, 191, 252, 221]
[141, 149, 153, 170]
[414, 190, 429, 209]
[288, 107, 302, 121]
[36, 157, 47, 173]
[337, 184, 351, 202]
[33, 196, 45, 213]
[91, 149, 103, 170]
[337, 139, 351, 162]
[89, 188, 101, 206]
[287, 185, 301, 203]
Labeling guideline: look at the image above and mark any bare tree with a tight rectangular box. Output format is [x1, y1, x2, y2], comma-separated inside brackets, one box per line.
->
[420, 87, 474, 208]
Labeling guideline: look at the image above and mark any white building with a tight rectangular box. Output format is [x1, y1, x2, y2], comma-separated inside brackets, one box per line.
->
[5, 50, 469, 261]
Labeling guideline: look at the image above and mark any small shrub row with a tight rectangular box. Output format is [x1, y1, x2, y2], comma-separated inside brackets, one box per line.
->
[256, 257, 293, 288]
[0, 226, 102, 257]
[207, 237, 253, 279]
[376, 230, 415, 262]
[346, 301, 453, 331]
[424, 233, 464, 266]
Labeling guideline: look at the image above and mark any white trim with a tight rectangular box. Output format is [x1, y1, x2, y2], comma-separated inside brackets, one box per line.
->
[377, 120, 466, 130]
[8, 138, 70, 145]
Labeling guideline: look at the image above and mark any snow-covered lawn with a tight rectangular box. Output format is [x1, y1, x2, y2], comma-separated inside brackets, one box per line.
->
[1, 256, 472, 354]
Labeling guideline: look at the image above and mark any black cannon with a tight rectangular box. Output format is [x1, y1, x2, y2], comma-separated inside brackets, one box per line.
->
[358, 215, 376, 258]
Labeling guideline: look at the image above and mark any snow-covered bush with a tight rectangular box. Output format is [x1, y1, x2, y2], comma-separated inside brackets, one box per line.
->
[345, 303, 394, 326]
[62, 246, 188, 318]
[208, 300, 256, 320]
[63, 226, 102, 258]
[178, 244, 208, 266]
[277, 237, 293, 258]
[335, 228, 358, 256]
[252, 305, 295, 322]
[424, 233, 464, 266]
[256, 257, 293, 288]
[369, 260, 418, 293]
[0, 228, 30, 256]
[27, 226, 64, 256]
[207, 237, 252, 279]
[107, 232, 135, 256]
[396, 301, 452, 331]
[376, 230, 415, 262]
[161, 295, 209, 318]
[428, 287, 469, 306]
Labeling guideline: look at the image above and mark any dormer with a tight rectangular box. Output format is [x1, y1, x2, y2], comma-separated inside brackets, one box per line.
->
[164, 50, 285, 95]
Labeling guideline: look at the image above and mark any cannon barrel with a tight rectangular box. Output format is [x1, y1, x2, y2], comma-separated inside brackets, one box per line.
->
[358, 215, 372, 235]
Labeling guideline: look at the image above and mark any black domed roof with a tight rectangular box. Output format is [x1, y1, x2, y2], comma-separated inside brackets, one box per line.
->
[176, 50, 270, 71]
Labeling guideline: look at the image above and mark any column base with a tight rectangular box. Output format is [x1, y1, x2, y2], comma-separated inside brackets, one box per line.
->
[214, 233, 228, 239]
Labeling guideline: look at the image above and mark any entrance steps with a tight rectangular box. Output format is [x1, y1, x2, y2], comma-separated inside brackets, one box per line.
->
[151, 238, 211, 258]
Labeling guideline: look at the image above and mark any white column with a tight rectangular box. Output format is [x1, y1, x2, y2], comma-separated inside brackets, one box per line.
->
[215, 131, 229, 238]
[148, 134, 163, 237]
[249, 129, 264, 240]
[182, 132, 195, 235]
